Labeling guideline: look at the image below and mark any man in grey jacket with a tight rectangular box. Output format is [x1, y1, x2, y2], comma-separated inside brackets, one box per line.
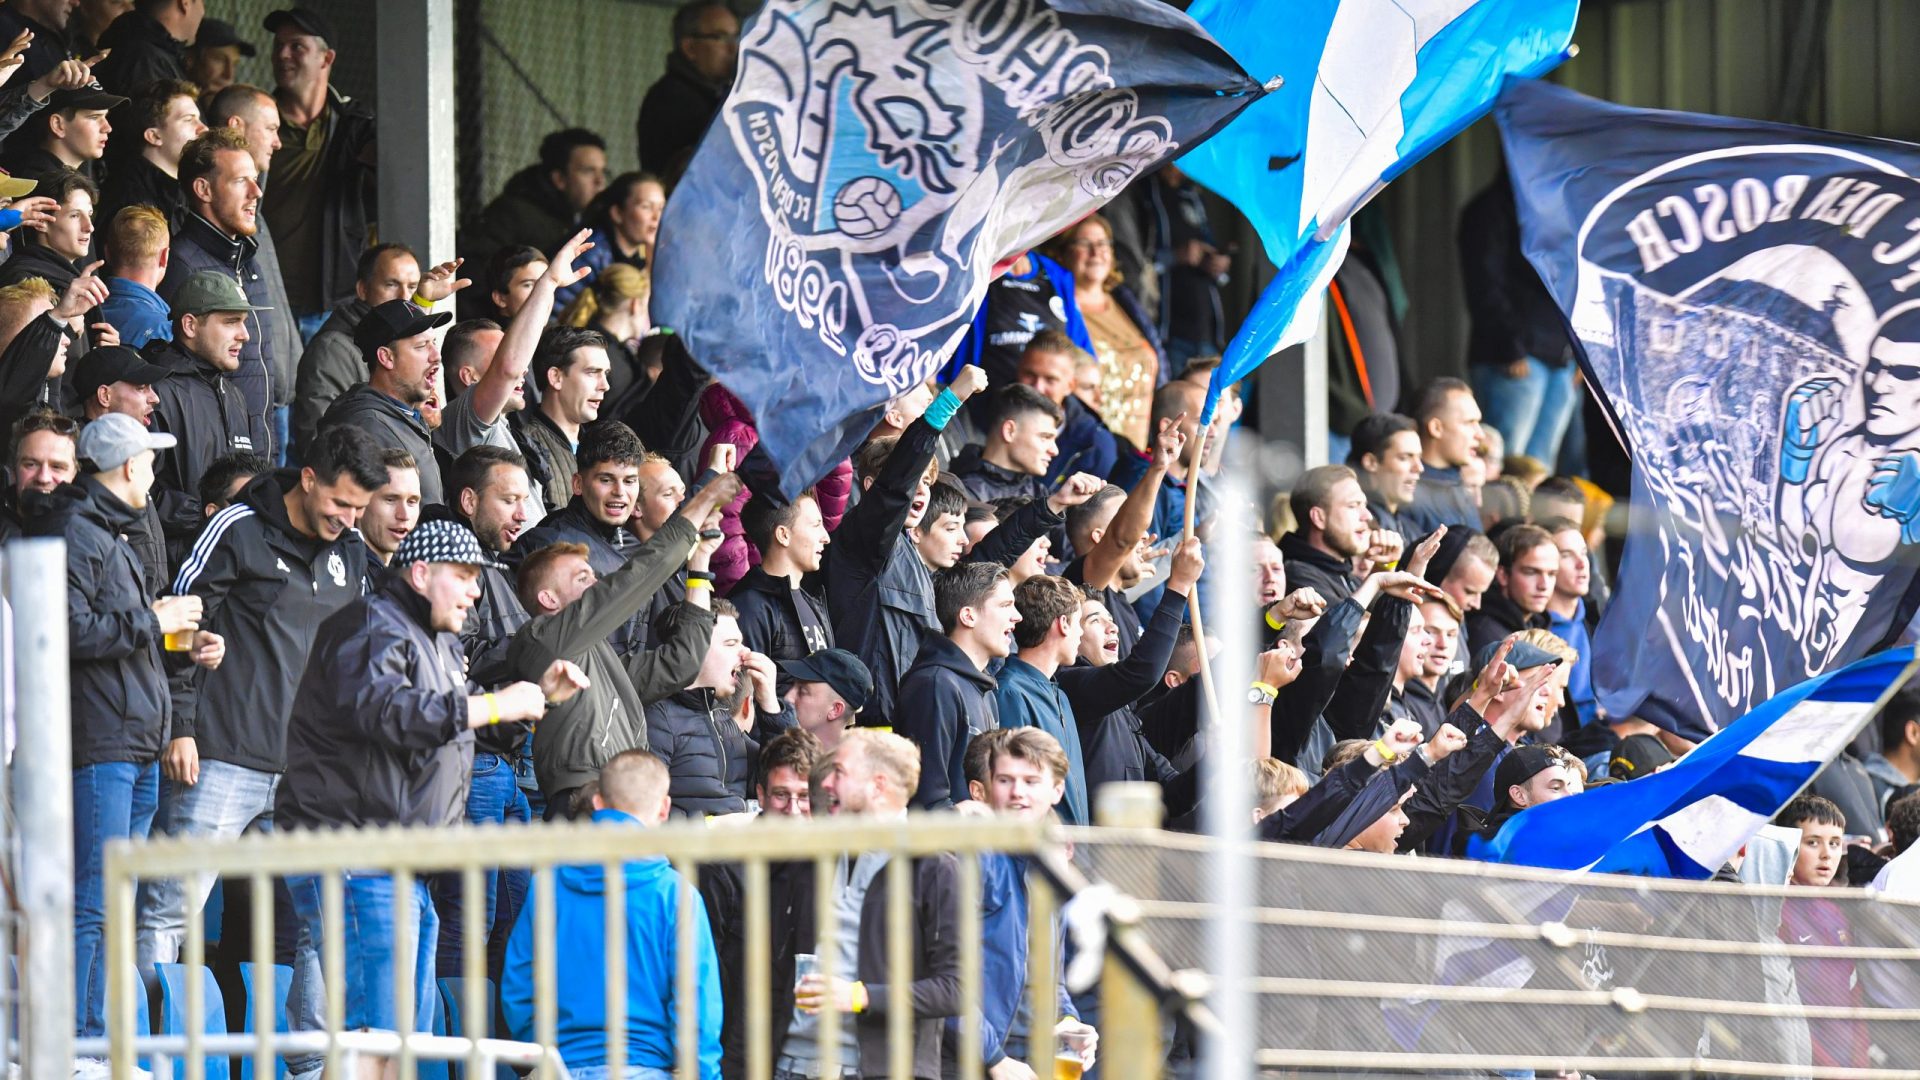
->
[509, 467, 743, 817]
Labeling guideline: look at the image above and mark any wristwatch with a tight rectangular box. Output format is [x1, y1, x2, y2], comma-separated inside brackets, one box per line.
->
[1246, 681, 1277, 706]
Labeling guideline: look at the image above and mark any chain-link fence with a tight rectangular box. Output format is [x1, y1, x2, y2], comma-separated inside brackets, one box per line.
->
[1071, 826, 1920, 1078]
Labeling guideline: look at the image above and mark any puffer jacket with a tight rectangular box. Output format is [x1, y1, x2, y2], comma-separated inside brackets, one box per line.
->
[318, 383, 444, 505]
[645, 687, 751, 817]
[275, 576, 474, 830]
[158, 212, 278, 456]
[170, 469, 367, 773]
[512, 516, 709, 798]
[26, 477, 169, 769]
[292, 298, 368, 457]
[697, 384, 851, 592]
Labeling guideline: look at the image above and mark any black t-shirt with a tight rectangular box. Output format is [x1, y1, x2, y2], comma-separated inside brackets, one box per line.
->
[793, 583, 830, 654]
[977, 263, 1070, 390]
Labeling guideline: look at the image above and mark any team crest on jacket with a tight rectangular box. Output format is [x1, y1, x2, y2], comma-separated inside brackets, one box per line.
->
[1566, 146, 1920, 721]
[327, 550, 346, 588]
[723, 0, 1179, 394]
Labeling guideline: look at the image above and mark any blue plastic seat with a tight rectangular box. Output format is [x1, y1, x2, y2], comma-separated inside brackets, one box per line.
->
[155, 962, 230, 1080]
[236, 962, 291, 1080]
[203, 885, 224, 948]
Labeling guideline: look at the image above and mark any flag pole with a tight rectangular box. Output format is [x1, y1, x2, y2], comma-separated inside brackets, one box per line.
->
[1182, 417, 1225, 730]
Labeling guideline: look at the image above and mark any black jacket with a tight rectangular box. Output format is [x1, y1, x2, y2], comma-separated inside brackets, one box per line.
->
[635, 52, 727, 180]
[276, 576, 474, 830]
[767, 852, 963, 1080]
[158, 213, 278, 452]
[0, 7, 72, 86]
[1278, 530, 1360, 608]
[0, 241, 79, 290]
[318, 383, 444, 504]
[97, 154, 185, 238]
[476, 164, 581, 262]
[170, 469, 368, 772]
[27, 477, 169, 768]
[1459, 173, 1574, 368]
[896, 635, 998, 809]
[948, 444, 1048, 505]
[1464, 588, 1549, 655]
[511, 406, 577, 514]
[90, 10, 188, 97]
[728, 565, 832, 678]
[290, 298, 367, 455]
[147, 336, 258, 558]
[0, 311, 67, 440]
[1071, 587, 1192, 809]
[825, 414, 942, 729]
[644, 688, 756, 818]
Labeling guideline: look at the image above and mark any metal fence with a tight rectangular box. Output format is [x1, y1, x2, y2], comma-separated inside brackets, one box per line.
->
[1072, 822, 1920, 1078]
[98, 813, 1101, 1079]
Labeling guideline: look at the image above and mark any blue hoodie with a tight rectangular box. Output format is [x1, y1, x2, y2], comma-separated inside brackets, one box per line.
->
[501, 809, 722, 1078]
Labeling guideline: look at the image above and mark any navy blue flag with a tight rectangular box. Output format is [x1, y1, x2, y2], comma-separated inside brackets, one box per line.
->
[1499, 79, 1920, 739]
[652, 0, 1261, 494]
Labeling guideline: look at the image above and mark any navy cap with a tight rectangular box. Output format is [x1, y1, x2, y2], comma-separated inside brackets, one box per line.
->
[776, 648, 873, 714]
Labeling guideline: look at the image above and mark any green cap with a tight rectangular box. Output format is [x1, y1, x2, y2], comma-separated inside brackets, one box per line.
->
[169, 270, 272, 319]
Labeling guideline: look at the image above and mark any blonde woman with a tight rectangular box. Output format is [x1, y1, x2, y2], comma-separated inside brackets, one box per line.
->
[1047, 213, 1167, 447]
[559, 262, 651, 408]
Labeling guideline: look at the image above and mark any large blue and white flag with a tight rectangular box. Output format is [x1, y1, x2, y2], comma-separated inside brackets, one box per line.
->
[652, 0, 1261, 494]
[1500, 80, 1920, 738]
[1179, 0, 1578, 422]
[1472, 647, 1918, 878]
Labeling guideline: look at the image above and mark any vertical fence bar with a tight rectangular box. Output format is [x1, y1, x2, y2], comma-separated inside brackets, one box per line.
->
[675, 857, 698, 1080]
[394, 867, 417, 1079]
[1026, 872, 1059, 1079]
[106, 856, 136, 1080]
[533, 867, 557, 1080]
[744, 858, 771, 1080]
[323, 871, 346, 1077]
[10, 539, 74, 1079]
[604, 858, 626, 1079]
[956, 854, 982, 1080]
[251, 872, 274, 1080]
[184, 872, 206, 1080]
[462, 864, 486, 1077]
[1203, 460, 1256, 1080]
[885, 851, 911, 1080]
[814, 854, 840, 1080]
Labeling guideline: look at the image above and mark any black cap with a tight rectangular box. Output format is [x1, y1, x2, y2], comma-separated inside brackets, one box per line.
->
[48, 81, 129, 113]
[264, 7, 337, 46]
[195, 18, 259, 58]
[1608, 733, 1675, 781]
[1420, 526, 1481, 587]
[776, 648, 873, 714]
[1494, 746, 1561, 806]
[72, 346, 171, 398]
[354, 300, 452, 358]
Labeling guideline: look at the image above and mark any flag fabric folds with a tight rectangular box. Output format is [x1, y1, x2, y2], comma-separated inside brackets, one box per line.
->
[1498, 79, 1920, 738]
[651, 0, 1261, 495]
[1471, 647, 1918, 878]
[1179, 0, 1578, 422]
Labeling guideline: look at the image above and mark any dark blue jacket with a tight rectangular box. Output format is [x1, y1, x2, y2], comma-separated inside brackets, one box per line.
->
[897, 635, 999, 809]
[1051, 394, 1117, 486]
[1410, 464, 1480, 531]
[158, 212, 279, 457]
[954, 852, 1077, 1067]
[950, 444, 1050, 505]
[1070, 587, 1188, 801]
[502, 808, 722, 1078]
[995, 656, 1090, 826]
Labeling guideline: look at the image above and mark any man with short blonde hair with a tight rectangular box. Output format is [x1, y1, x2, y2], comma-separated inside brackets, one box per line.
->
[101, 205, 174, 347]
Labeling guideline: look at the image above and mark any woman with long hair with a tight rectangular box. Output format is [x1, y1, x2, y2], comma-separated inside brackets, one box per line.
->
[555, 171, 666, 310]
[1046, 213, 1167, 448]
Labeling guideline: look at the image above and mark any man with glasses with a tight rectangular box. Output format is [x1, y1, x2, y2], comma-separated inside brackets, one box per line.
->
[636, 0, 739, 180]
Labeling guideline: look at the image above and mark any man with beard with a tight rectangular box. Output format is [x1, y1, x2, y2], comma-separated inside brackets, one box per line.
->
[160, 127, 282, 457]
[318, 298, 450, 504]
[518, 325, 612, 511]
[1348, 412, 1427, 538]
[1279, 464, 1374, 608]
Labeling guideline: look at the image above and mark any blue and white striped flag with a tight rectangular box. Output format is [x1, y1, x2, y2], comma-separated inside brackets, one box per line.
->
[1471, 647, 1919, 878]
[1177, 0, 1578, 422]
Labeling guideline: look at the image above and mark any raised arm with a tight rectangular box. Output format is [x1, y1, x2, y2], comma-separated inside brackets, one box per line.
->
[1081, 416, 1184, 591]
[470, 230, 591, 426]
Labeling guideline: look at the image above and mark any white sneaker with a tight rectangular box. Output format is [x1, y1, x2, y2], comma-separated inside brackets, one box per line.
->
[72, 1057, 151, 1080]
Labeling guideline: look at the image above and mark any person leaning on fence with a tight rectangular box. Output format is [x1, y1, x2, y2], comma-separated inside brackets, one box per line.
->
[274, 519, 588, 1078]
[766, 729, 962, 1080]
[502, 749, 723, 1080]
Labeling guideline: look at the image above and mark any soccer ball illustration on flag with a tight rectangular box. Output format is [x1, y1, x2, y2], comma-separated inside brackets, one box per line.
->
[833, 176, 903, 240]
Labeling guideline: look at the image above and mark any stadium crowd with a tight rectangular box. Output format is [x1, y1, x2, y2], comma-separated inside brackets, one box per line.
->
[2, 2, 1914, 1078]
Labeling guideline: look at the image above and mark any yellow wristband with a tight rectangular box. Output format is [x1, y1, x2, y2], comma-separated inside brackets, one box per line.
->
[1250, 681, 1279, 699]
[850, 981, 868, 1014]
[687, 578, 714, 591]
[1371, 738, 1396, 763]
[1265, 609, 1285, 631]
[411, 293, 434, 308]
[485, 693, 500, 726]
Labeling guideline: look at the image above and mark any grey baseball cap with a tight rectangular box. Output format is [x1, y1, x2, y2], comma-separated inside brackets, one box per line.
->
[78, 413, 175, 472]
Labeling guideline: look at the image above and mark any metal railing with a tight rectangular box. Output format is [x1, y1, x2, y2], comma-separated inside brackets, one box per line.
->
[100, 812, 1121, 1080]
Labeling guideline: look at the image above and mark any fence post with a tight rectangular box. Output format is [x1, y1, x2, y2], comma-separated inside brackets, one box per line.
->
[1095, 786, 1162, 1080]
[10, 539, 73, 1075]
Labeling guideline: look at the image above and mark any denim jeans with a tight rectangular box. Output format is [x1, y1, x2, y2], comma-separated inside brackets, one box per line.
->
[571, 1069, 674, 1080]
[271, 405, 293, 467]
[1471, 357, 1577, 466]
[429, 752, 531, 980]
[73, 761, 159, 1038]
[137, 760, 279, 970]
[286, 871, 437, 1033]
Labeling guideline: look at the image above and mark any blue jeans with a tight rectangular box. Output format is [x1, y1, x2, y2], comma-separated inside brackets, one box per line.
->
[573, 1069, 673, 1080]
[137, 760, 278, 970]
[287, 872, 437, 1033]
[73, 761, 159, 1038]
[430, 752, 530, 979]
[271, 405, 293, 467]
[1471, 357, 1577, 466]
